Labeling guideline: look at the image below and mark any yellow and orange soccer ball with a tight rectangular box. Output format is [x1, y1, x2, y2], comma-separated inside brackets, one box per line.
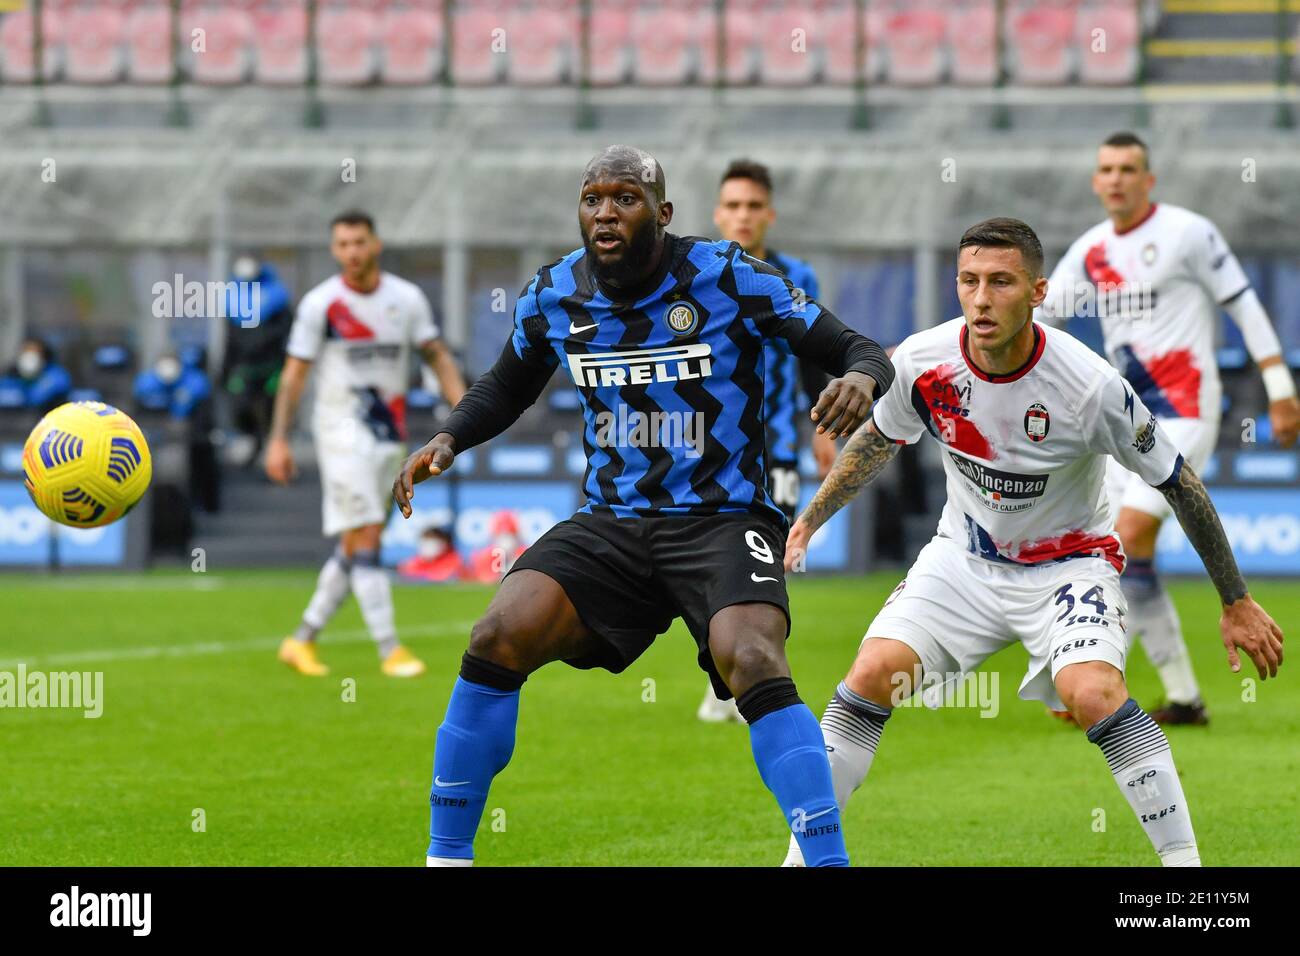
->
[22, 401, 152, 529]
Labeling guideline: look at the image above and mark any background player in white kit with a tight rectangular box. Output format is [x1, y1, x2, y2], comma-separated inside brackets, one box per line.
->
[782, 219, 1284, 867]
[1039, 132, 1299, 725]
[266, 211, 467, 677]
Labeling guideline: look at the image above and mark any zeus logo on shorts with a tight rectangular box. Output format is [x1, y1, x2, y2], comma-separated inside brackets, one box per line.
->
[1051, 637, 1101, 662]
[947, 452, 1049, 514]
[567, 344, 713, 388]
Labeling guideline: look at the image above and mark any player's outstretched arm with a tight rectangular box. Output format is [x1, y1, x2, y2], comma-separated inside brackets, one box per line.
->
[1160, 462, 1284, 679]
[785, 421, 899, 570]
[265, 355, 311, 485]
[420, 338, 468, 407]
[392, 340, 554, 518]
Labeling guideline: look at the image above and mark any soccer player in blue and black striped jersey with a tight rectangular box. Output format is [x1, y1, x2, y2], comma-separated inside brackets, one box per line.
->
[698, 159, 840, 723]
[393, 146, 894, 867]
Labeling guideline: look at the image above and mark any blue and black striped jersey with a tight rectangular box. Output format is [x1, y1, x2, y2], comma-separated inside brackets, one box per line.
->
[442, 233, 892, 523]
[763, 250, 822, 464]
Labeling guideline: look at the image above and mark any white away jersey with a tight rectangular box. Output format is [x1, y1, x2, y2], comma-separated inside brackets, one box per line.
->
[872, 319, 1184, 573]
[1038, 203, 1251, 424]
[287, 272, 439, 442]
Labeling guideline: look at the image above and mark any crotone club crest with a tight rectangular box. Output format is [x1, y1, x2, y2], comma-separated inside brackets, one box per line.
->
[1024, 402, 1050, 442]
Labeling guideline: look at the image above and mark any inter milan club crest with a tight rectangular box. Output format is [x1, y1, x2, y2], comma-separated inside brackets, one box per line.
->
[1024, 402, 1050, 442]
[665, 301, 699, 336]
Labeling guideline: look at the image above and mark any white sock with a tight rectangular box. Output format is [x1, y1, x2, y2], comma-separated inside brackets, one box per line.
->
[1124, 568, 1201, 704]
[350, 549, 399, 658]
[785, 681, 892, 864]
[1087, 698, 1199, 866]
[296, 547, 352, 641]
[425, 856, 472, 867]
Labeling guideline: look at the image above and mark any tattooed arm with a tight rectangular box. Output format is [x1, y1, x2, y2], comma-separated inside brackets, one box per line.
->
[1160, 462, 1284, 678]
[784, 420, 899, 570]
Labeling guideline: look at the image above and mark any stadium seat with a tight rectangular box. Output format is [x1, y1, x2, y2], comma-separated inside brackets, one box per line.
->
[1076, 2, 1139, 85]
[821, 2, 886, 85]
[507, 2, 576, 86]
[183, 8, 253, 85]
[587, 0, 634, 86]
[317, 8, 378, 85]
[883, 9, 947, 86]
[949, 1, 998, 86]
[631, 7, 694, 86]
[0, 9, 66, 82]
[696, 0, 762, 86]
[758, 2, 821, 87]
[378, 8, 442, 85]
[253, 5, 307, 85]
[449, 1, 510, 86]
[1007, 5, 1075, 85]
[63, 7, 126, 84]
[126, 5, 174, 83]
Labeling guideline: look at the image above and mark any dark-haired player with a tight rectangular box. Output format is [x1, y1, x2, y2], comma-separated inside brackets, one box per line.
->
[781, 218, 1283, 866]
[269, 210, 466, 678]
[394, 146, 894, 866]
[1038, 131, 1299, 725]
[697, 158, 836, 724]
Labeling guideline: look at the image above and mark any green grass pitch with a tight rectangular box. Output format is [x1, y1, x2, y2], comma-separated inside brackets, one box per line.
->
[1, 570, 1296, 866]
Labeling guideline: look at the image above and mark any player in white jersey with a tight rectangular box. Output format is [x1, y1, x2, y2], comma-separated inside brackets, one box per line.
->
[1038, 132, 1299, 725]
[781, 219, 1284, 867]
[266, 210, 467, 678]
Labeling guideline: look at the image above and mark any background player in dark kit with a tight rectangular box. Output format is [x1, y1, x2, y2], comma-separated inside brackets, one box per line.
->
[394, 146, 893, 867]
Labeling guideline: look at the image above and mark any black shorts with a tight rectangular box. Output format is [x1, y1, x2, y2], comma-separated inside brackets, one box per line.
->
[509, 510, 791, 700]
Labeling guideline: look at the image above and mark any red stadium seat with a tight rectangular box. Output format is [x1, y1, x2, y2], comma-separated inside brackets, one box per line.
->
[1007, 5, 1075, 85]
[318, 9, 378, 85]
[949, 1, 998, 86]
[587, 0, 633, 86]
[64, 7, 126, 84]
[1076, 2, 1140, 85]
[126, 6, 174, 84]
[378, 8, 442, 85]
[183, 8, 253, 85]
[507, 4, 576, 86]
[758, 2, 821, 87]
[883, 9, 947, 86]
[450, 4, 505, 85]
[1, 9, 65, 82]
[821, 2, 886, 85]
[253, 5, 307, 85]
[696, 1, 762, 86]
[631, 8, 693, 86]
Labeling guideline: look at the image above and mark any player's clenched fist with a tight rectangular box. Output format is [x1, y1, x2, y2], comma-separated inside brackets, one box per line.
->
[1220, 594, 1285, 680]
[811, 371, 877, 440]
[392, 433, 456, 519]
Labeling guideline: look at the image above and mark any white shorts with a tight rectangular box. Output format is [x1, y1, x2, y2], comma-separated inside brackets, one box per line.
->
[864, 535, 1131, 710]
[315, 423, 406, 537]
[1105, 417, 1217, 522]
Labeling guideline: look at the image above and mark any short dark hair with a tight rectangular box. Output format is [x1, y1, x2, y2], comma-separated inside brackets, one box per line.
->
[1101, 131, 1150, 169]
[720, 159, 773, 196]
[958, 218, 1044, 277]
[331, 210, 376, 234]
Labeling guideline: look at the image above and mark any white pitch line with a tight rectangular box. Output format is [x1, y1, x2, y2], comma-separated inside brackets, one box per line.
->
[0, 620, 475, 669]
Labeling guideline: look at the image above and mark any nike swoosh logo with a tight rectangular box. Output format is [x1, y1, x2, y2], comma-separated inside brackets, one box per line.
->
[569, 321, 598, 334]
[751, 573, 778, 583]
[800, 806, 835, 822]
[434, 776, 470, 788]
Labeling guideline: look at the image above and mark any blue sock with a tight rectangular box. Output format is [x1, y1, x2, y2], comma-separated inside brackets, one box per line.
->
[745, 689, 849, 867]
[427, 676, 520, 860]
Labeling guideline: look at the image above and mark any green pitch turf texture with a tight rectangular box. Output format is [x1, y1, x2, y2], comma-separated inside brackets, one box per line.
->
[1, 570, 1295, 866]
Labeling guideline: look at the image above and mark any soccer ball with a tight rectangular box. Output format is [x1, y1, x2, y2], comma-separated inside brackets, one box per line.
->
[22, 401, 153, 529]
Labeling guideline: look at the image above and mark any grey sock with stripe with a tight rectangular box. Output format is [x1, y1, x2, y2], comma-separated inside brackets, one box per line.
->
[1087, 698, 1200, 867]
[296, 546, 353, 642]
